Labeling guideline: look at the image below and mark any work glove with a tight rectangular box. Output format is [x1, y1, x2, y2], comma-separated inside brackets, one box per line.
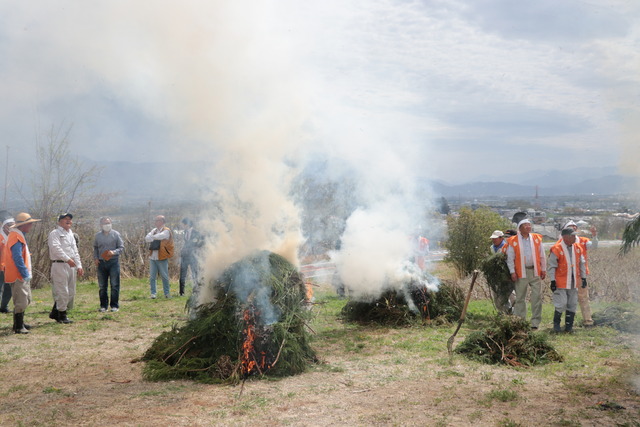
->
[550, 281, 557, 292]
[581, 278, 587, 288]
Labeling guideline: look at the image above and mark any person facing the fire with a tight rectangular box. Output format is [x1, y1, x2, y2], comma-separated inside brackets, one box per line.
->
[2, 212, 41, 333]
[506, 219, 546, 330]
[179, 218, 203, 297]
[563, 220, 596, 327]
[93, 217, 124, 312]
[145, 215, 174, 298]
[548, 227, 586, 333]
[48, 213, 84, 324]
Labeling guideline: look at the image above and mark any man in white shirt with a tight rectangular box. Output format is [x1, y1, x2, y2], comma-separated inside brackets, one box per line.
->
[48, 213, 83, 324]
[144, 215, 174, 298]
[506, 219, 547, 330]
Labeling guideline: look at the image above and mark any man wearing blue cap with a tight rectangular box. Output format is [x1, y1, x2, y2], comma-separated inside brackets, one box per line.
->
[48, 213, 84, 324]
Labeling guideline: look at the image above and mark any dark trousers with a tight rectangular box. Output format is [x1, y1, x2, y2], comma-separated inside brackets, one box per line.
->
[0, 272, 12, 310]
[179, 254, 198, 294]
[97, 258, 121, 309]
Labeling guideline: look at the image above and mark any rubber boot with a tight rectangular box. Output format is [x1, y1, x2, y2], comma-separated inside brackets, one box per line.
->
[565, 311, 575, 333]
[57, 310, 73, 324]
[49, 303, 59, 321]
[13, 312, 29, 334]
[553, 311, 562, 333]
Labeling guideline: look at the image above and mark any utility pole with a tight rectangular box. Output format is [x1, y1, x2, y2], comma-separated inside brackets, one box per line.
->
[2, 146, 8, 209]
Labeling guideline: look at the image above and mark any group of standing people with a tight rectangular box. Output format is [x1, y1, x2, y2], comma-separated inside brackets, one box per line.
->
[489, 218, 595, 333]
[0, 212, 202, 334]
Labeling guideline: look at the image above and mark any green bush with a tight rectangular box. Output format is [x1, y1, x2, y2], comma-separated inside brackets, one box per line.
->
[445, 206, 511, 277]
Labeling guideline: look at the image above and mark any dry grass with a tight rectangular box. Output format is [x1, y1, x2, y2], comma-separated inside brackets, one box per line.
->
[0, 251, 639, 426]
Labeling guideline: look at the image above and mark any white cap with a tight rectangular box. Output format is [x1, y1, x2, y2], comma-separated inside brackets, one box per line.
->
[517, 219, 531, 229]
[2, 218, 15, 226]
[564, 220, 577, 228]
[490, 230, 504, 239]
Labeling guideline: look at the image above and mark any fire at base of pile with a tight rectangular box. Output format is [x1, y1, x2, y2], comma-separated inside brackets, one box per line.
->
[341, 270, 464, 326]
[455, 316, 563, 367]
[142, 251, 317, 384]
[480, 252, 515, 313]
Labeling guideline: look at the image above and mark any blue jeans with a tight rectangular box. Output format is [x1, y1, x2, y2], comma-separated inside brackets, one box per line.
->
[97, 258, 121, 309]
[149, 259, 170, 296]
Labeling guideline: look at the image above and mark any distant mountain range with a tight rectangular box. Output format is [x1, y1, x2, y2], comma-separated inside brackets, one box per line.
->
[429, 167, 639, 198]
[88, 161, 638, 201]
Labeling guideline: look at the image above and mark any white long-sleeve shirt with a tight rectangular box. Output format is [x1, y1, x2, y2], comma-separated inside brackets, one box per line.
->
[48, 226, 82, 268]
[145, 227, 171, 261]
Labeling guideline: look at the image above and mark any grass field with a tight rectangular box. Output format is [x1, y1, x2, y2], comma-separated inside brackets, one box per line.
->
[0, 248, 639, 426]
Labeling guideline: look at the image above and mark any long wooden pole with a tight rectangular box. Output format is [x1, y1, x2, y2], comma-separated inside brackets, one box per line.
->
[447, 270, 480, 358]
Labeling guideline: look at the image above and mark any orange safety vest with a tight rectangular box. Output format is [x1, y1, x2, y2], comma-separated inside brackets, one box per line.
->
[555, 235, 591, 275]
[549, 241, 582, 289]
[2, 231, 29, 283]
[507, 233, 544, 279]
[576, 236, 590, 275]
[0, 233, 6, 272]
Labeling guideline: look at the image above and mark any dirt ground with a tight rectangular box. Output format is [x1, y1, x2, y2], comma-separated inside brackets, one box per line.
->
[1, 288, 639, 427]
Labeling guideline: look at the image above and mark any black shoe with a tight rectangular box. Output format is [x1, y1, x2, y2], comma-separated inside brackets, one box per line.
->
[531, 326, 538, 330]
[57, 311, 73, 324]
[0, 307, 9, 313]
[13, 312, 29, 334]
[49, 303, 59, 320]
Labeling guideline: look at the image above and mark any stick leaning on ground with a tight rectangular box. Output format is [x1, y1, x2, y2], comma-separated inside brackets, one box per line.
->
[447, 270, 480, 357]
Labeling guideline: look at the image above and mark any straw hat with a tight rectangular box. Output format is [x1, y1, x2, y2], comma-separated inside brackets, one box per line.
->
[11, 212, 41, 228]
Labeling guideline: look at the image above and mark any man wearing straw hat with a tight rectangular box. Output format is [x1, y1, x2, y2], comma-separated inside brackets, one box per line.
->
[48, 213, 83, 324]
[2, 212, 40, 334]
[506, 218, 547, 330]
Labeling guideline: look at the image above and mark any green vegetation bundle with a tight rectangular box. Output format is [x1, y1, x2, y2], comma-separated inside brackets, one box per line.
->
[341, 278, 463, 326]
[592, 306, 640, 332]
[479, 252, 515, 313]
[142, 251, 317, 384]
[455, 315, 563, 366]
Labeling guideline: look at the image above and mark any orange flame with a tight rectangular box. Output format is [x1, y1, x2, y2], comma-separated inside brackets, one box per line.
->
[305, 282, 314, 303]
[240, 307, 272, 377]
[241, 309, 257, 376]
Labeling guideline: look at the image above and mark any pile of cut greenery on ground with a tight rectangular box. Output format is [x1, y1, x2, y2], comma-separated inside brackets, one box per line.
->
[592, 305, 640, 332]
[479, 252, 514, 313]
[455, 315, 563, 366]
[142, 251, 317, 384]
[341, 277, 463, 326]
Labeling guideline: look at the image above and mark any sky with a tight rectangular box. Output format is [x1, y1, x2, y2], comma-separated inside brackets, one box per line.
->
[1, 0, 639, 184]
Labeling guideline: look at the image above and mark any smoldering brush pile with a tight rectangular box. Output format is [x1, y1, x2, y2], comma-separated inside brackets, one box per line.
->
[592, 305, 640, 332]
[341, 278, 464, 326]
[142, 251, 317, 384]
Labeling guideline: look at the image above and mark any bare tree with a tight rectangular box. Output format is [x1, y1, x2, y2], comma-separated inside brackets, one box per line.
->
[16, 123, 104, 288]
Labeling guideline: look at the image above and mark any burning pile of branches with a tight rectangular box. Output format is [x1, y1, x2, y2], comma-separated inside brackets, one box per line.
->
[341, 270, 463, 326]
[142, 251, 317, 384]
[592, 306, 640, 332]
[479, 252, 514, 312]
[455, 315, 563, 367]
